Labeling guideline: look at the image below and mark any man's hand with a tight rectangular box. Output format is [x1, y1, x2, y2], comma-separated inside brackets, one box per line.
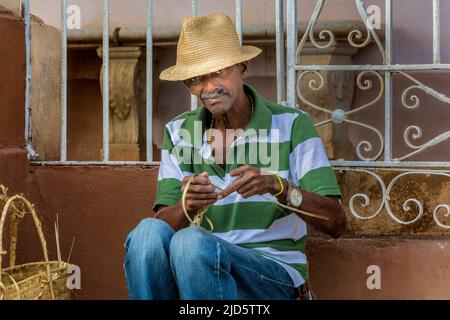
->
[181, 172, 218, 215]
[218, 165, 280, 200]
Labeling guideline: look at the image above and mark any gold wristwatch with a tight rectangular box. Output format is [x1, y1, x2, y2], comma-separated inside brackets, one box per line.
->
[287, 183, 303, 208]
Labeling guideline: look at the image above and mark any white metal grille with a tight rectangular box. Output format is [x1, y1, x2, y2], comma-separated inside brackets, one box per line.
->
[23, 0, 450, 228]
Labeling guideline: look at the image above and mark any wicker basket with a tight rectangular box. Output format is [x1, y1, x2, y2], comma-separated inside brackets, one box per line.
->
[0, 186, 74, 300]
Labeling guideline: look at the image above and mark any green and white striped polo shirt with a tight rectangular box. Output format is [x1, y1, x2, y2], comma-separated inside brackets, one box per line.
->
[153, 84, 341, 287]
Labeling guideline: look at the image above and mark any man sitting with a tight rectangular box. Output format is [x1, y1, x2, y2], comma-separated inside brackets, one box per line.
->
[124, 13, 346, 300]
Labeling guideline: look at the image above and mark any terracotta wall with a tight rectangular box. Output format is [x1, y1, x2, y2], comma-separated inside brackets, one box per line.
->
[24, 164, 450, 299]
[0, 6, 33, 269]
[28, 166, 158, 299]
[307, 237, 450, 299]
[0, 7, 27, 191]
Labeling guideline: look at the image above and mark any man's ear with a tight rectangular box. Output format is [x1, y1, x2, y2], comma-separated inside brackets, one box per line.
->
[241, 62, 249, 78]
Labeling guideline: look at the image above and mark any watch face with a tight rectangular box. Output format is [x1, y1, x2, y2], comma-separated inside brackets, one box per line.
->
[290, 188, 302, 207]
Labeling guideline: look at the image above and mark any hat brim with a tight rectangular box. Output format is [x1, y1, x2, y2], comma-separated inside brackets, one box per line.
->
[159, 45, 262, 81]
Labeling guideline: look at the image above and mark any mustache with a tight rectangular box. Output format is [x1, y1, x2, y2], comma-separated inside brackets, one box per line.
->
[200, 88, 228, 100]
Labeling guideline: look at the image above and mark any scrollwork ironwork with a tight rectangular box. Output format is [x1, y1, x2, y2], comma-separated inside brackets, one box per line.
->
[393, 71, 450, 161]
[337, 169, 450, 228]
[296, 70, 384, 161]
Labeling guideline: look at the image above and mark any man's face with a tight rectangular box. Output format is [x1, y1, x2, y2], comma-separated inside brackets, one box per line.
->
[184, 63, 246, 116]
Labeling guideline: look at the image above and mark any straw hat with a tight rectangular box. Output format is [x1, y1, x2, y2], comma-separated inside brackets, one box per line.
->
[159, 13, 262, 81]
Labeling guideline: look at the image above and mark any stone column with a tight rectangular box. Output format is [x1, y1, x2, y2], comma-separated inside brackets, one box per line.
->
[97, 47, 145, 161]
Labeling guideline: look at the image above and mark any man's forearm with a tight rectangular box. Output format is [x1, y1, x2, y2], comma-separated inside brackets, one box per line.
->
[154, 202, 190, 231]
[296, 190, 346, 238]
[276, 178, 346, 238]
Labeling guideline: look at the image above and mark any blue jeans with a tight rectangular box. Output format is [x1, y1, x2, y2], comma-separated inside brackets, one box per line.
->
[123, 218, 296, 300]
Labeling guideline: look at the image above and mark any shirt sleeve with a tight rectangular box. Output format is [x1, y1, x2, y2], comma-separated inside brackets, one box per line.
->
[152, 125, 185, 211]
[289, 112, 341, 197]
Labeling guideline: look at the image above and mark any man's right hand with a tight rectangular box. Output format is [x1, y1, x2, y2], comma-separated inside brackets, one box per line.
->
[180, 172, 218, 216]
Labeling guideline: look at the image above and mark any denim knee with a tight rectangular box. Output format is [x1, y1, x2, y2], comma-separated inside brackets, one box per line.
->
[169, 226, 215, 264]
[125, 218, 175, 258]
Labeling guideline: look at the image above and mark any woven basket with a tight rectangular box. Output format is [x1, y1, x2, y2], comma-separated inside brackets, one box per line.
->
[0, 186, 74, 300]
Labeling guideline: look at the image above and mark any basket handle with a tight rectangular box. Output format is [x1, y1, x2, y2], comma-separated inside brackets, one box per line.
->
[0, 195, 55, 300]
[0, 272, 21, 300]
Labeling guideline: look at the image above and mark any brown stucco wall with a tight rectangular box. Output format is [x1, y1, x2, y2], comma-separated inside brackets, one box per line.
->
[0, 7, 25, 151]
[28, 166, 159, 299]
[307, 237, 450, 299]
[18, 163, 450, 300]
[0, 7, 28, 198]
[26, 167, 152, 299]
[25, 165, 450, 300]
[0, 6, 32, 268]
